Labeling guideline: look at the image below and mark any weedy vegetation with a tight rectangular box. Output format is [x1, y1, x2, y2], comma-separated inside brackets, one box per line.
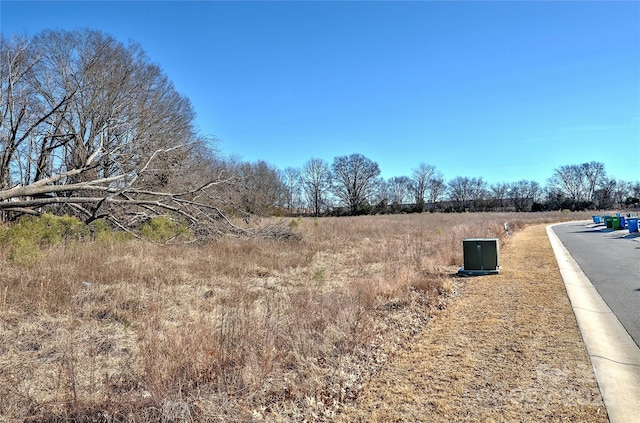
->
[0, 211, 592, 421]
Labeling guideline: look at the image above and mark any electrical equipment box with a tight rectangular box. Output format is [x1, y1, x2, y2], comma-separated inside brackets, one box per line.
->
[459, 238, 500, 276]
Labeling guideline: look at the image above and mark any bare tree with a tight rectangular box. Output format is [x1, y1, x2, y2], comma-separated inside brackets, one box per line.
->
[371, 178, 390, 211]
[236, 160, 286, 215]
[447, 176, 480, 211]
[1, 33, 74, 190]
[632, 181, 640, 200]
[581, 161, 606, 203]
[548, 162, 606, 206]
[427, 174, 445, 208]
[509, 180, 541, 212]
[627, 181, 640, 208]
[388, 176, 412, 211]
[331, 154, 380, 215]
[470, 177, 488, 211]
[411, 163, 437, 211]
[490, 182, 509, 211]
[300, 158, 330, 216]
[0, 30, 243, 236]
[626, 180, 640, 208]
[612, 179, 633, 207]
[548, 164, 584, 202]
[282, 167, 301, 214]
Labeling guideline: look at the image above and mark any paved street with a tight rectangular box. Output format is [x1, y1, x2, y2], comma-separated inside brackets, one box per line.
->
[552, 221, 640, 348]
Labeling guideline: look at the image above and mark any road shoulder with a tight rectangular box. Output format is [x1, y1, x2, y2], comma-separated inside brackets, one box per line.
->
[547, 222, 640, 423]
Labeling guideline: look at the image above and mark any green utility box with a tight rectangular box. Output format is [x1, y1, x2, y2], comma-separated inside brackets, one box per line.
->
[459, 238, 500, 276]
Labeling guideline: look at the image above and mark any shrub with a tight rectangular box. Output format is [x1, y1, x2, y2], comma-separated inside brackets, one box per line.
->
[139, 216, 192, 242]
[288, 217, 301, 229]
[0, 213, 87, 246]
[7, 237, 41, 266]
[3, 213, 88, 245]
[0, 213, 89, 265]
[89, 218, 134, 242]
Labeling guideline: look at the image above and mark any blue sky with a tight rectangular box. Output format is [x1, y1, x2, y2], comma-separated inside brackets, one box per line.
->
[2, 1, 639, 185]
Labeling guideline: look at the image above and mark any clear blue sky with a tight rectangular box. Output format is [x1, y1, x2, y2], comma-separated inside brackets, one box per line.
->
[2, 1, 639, 185]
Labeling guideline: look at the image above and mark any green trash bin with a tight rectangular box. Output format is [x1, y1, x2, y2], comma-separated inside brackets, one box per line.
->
[611, 217, 621, 230]
[605, 216, 613, 228]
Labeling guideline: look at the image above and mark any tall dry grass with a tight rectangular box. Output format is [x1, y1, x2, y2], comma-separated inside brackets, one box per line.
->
[0, 211, 593, 421]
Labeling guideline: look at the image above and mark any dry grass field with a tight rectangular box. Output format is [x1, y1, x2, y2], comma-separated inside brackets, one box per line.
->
[0, 211, 598, 421]
[337, 222, 607, 422]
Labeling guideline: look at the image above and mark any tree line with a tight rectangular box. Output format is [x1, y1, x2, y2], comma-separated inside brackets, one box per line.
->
[1, 29, 638, 234]
[225, 157, 639, 216]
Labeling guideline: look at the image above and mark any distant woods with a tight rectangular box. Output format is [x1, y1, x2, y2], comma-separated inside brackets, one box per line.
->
[295, 159, 638, 216]
[1, 30, 638, 231]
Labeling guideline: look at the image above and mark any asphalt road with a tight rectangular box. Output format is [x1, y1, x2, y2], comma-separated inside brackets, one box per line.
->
[552, 221, 640, 348]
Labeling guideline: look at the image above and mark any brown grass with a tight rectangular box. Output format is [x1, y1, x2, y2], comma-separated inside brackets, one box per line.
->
[0, 211, 596, 421]
[336, 222, 607, 422]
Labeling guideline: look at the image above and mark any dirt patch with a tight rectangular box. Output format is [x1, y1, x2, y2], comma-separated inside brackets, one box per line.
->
[337, 224, 608, 422]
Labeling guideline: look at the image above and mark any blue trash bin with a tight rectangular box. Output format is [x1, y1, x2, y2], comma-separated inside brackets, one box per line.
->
[628, 218, 639, 233]
[592, 216, 600, 224]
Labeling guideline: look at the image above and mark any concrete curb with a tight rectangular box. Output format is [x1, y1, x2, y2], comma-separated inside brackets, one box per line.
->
[546, 223, 640, 423]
